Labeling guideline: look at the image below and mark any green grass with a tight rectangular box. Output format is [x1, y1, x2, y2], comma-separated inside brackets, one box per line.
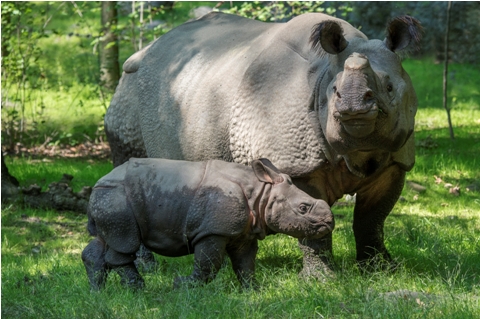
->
[2, 200, 479, 318]
[5, 157, 113, 192]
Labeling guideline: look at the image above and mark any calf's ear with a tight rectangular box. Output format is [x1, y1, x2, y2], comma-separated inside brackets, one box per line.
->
[384, 15, 423, 53]
[251, 159, 284, 184]
[310, 20, 348, 55]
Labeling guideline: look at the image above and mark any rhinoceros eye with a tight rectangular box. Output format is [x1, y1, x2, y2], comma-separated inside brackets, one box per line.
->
[386, 83, 393, 92]
[299, 204, 310, 214]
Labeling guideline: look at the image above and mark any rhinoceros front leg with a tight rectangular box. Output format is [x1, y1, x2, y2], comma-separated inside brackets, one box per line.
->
[353, 166, 406, 270]
[173, 235, 228, 289]
[227, 239, 258, 289]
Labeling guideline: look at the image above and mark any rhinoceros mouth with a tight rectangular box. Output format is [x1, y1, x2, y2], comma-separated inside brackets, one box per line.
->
[304, 222, 334, 239]
[303, 214, 335, 239]
[341, 119, 376, 137]
[334, 108, 378, 138]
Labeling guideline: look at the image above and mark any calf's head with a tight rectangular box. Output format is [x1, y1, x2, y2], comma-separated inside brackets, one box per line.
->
[310, 16, 422, 161]
[252, 159, 334, 239]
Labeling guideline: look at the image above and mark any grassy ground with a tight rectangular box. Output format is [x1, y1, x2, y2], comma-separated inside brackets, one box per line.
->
[2, 57, 479, 318]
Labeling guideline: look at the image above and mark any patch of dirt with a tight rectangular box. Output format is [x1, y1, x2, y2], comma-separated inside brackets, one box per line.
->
[2, 141, 111, 160]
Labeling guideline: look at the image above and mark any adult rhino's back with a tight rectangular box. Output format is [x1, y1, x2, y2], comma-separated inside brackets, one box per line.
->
[105, 12, 274, 166]
[105, 12, 350, 171]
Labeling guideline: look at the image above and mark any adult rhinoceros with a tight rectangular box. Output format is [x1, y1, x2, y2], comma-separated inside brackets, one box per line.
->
[104, 12, 422, 278]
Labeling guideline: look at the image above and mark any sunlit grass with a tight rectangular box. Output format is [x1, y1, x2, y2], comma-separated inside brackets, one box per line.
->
[5, 157, 112, 192]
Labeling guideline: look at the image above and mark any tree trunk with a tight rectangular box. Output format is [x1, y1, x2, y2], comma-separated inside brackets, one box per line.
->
[100, 1, 120, 92]
[443, 1, 455, 140]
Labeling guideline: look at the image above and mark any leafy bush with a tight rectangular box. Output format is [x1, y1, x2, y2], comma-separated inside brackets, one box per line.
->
[219, 1, 351, 21]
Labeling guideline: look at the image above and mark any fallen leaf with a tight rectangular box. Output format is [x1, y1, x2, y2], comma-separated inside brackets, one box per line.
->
[444, 183, 453, 188]
[407, 181, 426, 193]
[434, 175, 443, 184]
[413, 195, 419, 200]
[416, 298, 426, 307]
[449, 186, 460, 196]
[441, 203, 449, 207]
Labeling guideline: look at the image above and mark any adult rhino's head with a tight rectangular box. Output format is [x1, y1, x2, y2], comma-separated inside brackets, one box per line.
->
[252, 159, 334, 239]
[310, 16, 422, 161]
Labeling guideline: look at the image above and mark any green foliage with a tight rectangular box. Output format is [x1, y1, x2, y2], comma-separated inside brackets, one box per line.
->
[1, 2, 106, 149]
[219, 1, 351, 22]
[0, 2, 218, 150]
[1, 2, 49, 148]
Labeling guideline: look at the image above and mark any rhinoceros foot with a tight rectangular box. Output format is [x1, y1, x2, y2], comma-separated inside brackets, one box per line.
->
[298, 236, 335, 282]
[357, 253, 399, 274]
[115, 263, 145, 290]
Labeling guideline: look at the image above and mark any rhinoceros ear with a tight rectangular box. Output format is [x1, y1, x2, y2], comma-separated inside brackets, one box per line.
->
[384, 15, 423, 53]
[310, 20, 349, 55]
[252, 159, 284, 184]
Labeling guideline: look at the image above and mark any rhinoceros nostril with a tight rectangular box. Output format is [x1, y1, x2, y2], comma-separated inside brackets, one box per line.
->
[333, 86, 341, 99]
[363, 90, 374, 102]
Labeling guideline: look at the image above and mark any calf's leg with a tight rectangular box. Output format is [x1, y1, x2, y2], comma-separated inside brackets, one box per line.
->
[105, 248, 145, 289]
[82, 237, 109, 290]
[227, 239, 258, 288]
[173, 236, 228, 288]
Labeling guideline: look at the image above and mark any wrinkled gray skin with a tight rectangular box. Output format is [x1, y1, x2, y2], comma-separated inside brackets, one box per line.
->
[104, 12, 422, 277]
[82, 158, 334, 289]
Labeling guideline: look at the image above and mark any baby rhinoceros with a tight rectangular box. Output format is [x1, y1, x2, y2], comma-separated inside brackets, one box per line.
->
[81, 158, 334, 290]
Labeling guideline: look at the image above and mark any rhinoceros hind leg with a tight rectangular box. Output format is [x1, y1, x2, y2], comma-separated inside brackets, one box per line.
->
[105, 247, 144, 289]
[104, 248, 145, 289]
[82, 237, 109, 290]
[173, 236, 228, 289]
[298, 235, 335, 281]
